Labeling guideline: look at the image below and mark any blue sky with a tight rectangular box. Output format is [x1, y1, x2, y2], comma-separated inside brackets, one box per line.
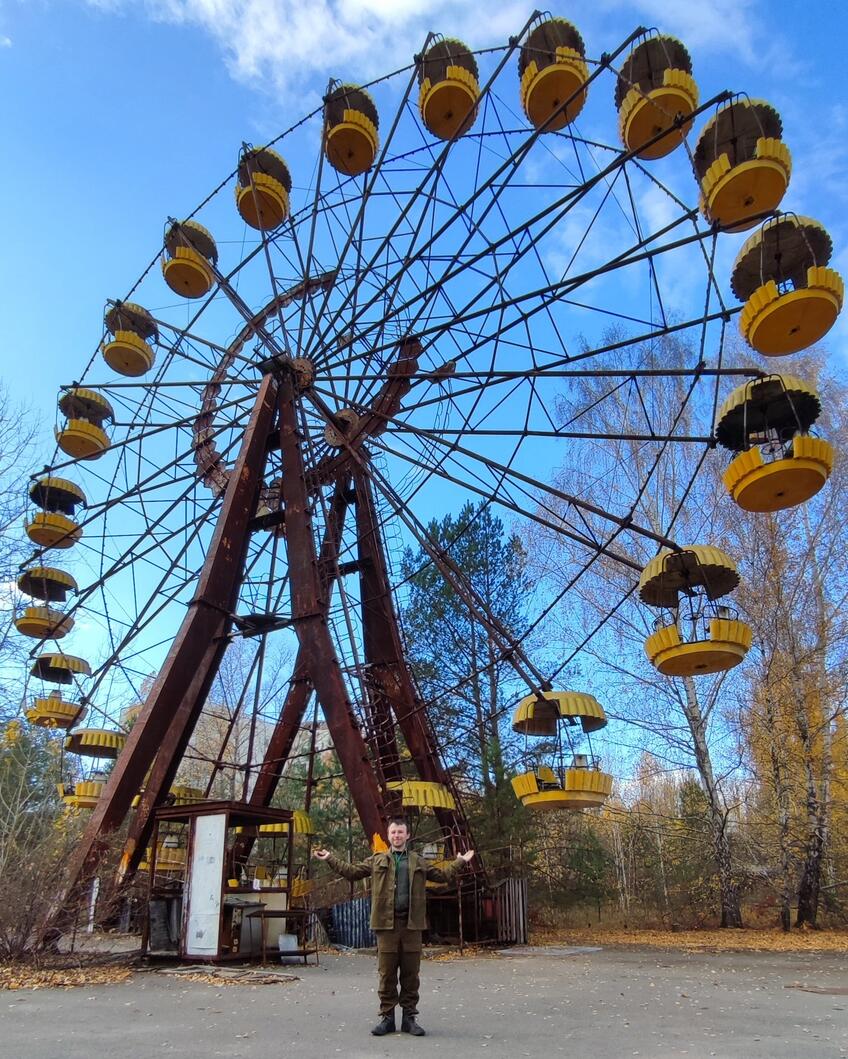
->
[3, 0, 848, 778]
[1, 0, 846, 436]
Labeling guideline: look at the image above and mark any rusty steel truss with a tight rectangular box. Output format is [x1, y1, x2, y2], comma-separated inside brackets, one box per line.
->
[56, 363, 478, 916]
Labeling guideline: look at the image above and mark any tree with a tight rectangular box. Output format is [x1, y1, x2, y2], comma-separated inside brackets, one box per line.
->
[399, 501, 534, 872]
[0, 720, 87, 957]
[531, 331, 746, 926]
[729, 363, 848, 928]
[0, 385, 40, 713]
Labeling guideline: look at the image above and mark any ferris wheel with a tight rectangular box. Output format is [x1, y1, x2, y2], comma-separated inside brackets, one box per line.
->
[13, 15, 841, 904]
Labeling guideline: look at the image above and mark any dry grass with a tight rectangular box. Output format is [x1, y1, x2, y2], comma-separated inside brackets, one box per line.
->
[531, 926, 848, 953]
[0, 961, 134, 991]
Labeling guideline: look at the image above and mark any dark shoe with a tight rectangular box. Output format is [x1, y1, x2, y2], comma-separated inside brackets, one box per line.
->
[371, 1014, 396, 1036]
[401, 1015, 426, 1036]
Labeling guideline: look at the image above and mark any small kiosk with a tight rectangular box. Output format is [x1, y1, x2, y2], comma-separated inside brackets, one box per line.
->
[141, 800, 314, 963]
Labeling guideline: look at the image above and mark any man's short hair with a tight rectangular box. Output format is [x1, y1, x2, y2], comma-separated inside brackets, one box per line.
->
[387, 816, 410, 831]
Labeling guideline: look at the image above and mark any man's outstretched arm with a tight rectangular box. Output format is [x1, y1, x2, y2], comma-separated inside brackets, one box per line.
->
[424, 848, 475, 884]
[313, 847, 373, 881]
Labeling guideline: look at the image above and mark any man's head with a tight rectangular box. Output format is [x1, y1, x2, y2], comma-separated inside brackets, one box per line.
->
[387, 817, 410, 850]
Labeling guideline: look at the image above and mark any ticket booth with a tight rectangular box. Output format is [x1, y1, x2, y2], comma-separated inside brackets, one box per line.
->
[141, 801, 294, 962]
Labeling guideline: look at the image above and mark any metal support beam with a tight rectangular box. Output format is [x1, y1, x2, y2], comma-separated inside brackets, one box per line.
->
[53, 377, 278, 915]
[247, 477, 351, 810]
[354, 464, 475, 852]
[355, 470, 404, 787]
[278, 375, 387, 841]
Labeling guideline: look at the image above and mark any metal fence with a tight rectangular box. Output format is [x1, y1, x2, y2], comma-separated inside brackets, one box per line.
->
[329, 895, 376, 948]
[494, 877, 528, 944]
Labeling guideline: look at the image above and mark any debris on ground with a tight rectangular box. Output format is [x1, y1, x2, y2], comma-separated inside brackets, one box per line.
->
[155, 965, 299, 986]
[429, 945, 495, 961]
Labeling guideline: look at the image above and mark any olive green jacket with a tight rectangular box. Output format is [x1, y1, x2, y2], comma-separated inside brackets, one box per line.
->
[324, 850, 464, 931]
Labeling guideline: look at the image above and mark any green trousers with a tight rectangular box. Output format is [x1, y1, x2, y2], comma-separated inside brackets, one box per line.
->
[375, 917, 422, 1016]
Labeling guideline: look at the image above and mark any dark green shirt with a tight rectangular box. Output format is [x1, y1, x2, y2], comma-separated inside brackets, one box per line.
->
[393, 850, 409, 916]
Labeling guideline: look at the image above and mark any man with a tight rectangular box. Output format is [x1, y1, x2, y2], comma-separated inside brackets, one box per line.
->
[314, 818, 475, 1037]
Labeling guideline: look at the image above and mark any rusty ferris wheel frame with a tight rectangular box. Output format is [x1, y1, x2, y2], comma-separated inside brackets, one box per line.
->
[26, 16, 775, 916]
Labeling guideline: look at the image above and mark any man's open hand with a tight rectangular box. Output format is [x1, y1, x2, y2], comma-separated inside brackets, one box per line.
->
[458, 850, 475, 863]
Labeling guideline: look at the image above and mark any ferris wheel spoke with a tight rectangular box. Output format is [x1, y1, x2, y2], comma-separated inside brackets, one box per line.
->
[320, 199, 712, 382]
[307, 25, 646, 361]
[363, 457, 555, 701]
[298, 58, 425, 359]
[368, 432, 631, 568]
[377, 408, 680, 548]
[324, 86, 733, 375]
[56, 418, 252, 638]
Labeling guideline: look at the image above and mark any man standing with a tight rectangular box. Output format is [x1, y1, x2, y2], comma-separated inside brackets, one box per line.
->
[314, 817, 475, 1036]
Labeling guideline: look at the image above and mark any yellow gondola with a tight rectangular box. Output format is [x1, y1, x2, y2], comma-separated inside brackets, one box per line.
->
[235, 147, 292, 230]
[324, 84, 379, 176]
[131, 784, 204, 809]
[511, 686, 612, 812]
[26, 691, 85, 729]
[162, 220, 218, 299]
[639, 546, 752, 676]
[716, 374, 834, 512]
[259, 810, 315, 834]
[512, 761, 614, 810]
[29, 476, 87, 514]
[732, 215, 844, 356]
[14, 606, 73, 639]
[17, 566, 78, 603]
[56, 387, 113, 460]
[139, 836, 187, 872]
[386, 780, 457, 811]
[616, 35, 698, 159]
[31, 652, 91, 684]
[169, 785, 204, 806]
[64, 727, 126, 758]
[102, 301, 158, 377]
[694, 98, 791, 232]
[59, 775, 106, 810]
[519, 17, 588, 132]
[25, 478, 85, 550]
[418, 38, 479, 141]
[511, 690, 606, 736]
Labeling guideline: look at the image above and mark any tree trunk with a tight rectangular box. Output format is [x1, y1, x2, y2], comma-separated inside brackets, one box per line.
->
[795, 533, 833, 929]
[680, 677, 743, 927]
[763, 695, 793, 931]
[468, 617, 492, 796]
[795, 703, 824, 928]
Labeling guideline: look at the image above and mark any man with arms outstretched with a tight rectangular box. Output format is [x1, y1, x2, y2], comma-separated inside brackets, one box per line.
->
[314, 817, 475, 1037]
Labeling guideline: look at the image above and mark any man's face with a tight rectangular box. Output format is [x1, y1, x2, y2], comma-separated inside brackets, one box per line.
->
[387, 822, 409, 850]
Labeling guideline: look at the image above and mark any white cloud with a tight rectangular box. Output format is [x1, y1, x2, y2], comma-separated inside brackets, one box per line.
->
[592, 0, 763, 64]
[0, 34, 11, 47]
[85, 0, 528, 99]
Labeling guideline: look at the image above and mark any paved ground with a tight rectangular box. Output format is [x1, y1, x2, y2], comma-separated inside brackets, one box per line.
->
[4, 947, 847, 1058]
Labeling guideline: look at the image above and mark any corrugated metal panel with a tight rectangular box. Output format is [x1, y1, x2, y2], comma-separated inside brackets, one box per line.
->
[494, 878, 528, 944]
[329, 896, 376, 948]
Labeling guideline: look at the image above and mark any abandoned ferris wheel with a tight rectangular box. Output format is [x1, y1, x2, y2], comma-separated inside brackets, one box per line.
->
[13, 14, 841, 915]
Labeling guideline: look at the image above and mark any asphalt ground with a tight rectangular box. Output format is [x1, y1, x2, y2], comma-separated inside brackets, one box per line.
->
[3, 946, 846, 1058]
